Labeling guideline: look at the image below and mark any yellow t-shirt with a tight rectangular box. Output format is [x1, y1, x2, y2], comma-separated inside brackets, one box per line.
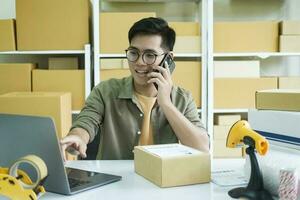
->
[135, 92, 157, 145]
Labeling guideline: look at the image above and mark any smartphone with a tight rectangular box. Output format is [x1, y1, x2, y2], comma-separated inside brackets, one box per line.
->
[153, 53, 176, 90]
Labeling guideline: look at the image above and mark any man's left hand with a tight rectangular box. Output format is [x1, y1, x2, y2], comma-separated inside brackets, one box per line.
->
[147, 61, 173, 107]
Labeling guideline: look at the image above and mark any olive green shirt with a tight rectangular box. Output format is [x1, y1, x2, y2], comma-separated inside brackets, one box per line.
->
[71, 76, 205, 160]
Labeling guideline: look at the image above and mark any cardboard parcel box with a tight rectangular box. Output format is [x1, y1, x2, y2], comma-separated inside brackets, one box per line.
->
[100, 12, 156, 53]
[256, 89, 300, 111]
[32, 69, 85, 111]
[169, 22, 200, 36]
[214, 61, 260, 78]
[173, 61, 201, 108]
[100, 69, 131, 81]
[16, 0, 89, 50]
[173, 36, 201, 53]
[0, 19, 16, 51]
[213, 140, 243, 158]
[214, 78, 278, 109]
[48, 57, 79, 70]
[0, 92, 72, 138]
[0, 63, 35, 95]
[280, 21, 300, 35]
[279, 35, 300, 52]
[214, 21, 279, 52]
[278, 77, 300, 89]
[134, 144, 211, 187]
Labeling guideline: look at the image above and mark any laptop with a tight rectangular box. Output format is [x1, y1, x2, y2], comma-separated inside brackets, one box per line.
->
[0, 113, 121, 195]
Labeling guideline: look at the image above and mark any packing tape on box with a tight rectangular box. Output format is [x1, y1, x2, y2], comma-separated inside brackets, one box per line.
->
[278, 169, 299, 200]
[244, 149, 300, 197]
[9, 155, 48, 190]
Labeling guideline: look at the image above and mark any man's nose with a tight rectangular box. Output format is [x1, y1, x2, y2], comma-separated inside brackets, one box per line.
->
[135, 54, 146, 66]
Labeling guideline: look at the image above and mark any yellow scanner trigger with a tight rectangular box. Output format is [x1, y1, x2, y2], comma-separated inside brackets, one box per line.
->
[226, 120, 269, 155]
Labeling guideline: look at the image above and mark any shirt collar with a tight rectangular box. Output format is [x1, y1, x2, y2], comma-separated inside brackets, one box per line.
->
[118, 76, 134, 99]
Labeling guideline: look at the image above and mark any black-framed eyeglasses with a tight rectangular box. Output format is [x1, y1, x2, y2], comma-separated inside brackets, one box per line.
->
[125, 48, 166, 65]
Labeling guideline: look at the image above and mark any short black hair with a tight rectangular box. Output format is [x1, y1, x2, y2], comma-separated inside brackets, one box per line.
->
[128, 17, 176, 51]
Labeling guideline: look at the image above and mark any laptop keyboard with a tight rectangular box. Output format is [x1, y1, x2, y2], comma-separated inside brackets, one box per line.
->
[68, 177, 91, 188]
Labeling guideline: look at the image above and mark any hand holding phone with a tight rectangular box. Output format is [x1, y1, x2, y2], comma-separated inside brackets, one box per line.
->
[153, 53, 176, 90]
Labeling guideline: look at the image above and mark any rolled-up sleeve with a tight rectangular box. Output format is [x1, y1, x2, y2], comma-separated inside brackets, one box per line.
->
[71, 85, 105, 143]
[184, 92, 205, 129]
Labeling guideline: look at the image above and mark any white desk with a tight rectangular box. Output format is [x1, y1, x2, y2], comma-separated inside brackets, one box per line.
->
[43, 159, 246, 200]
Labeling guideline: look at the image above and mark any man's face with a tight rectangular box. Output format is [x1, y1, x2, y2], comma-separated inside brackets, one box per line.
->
[127, 35, 166, 87]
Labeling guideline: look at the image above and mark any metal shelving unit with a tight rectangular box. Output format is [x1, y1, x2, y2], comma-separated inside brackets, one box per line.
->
[214, 109, 249, 114]
[0, 44, 92, 114]
[214, 52, 300, 59]
[210, 5, 300, 138]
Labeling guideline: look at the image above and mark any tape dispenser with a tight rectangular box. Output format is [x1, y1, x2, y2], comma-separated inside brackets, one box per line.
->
[0, 155, 48, 200]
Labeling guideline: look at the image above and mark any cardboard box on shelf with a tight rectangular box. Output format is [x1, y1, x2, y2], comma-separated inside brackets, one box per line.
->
[0, 92, 72, 138]
[214, 21, 279, 52]
[214, 61, 260, 78]
[280, 21, 300, 35]
[256, 89, 300, 111]
[32, 70, 85, 110]
[214, 78, 278, 109]
[100, 12, 156, 53]
[134, 144, 210, 187]
[169, 22, 200, 36]
[16, 0, 89, 50]
[278, 77, 300, 89]
[279, 35, 300, 52]
[0, 19, 16, 51]
[213, 125, 231, 140]
[248, 109, 300, 150]
[0, 63, 35, 95]
[172, 61, 201, 107]
[215, 114, 241, 126]
[173, 36, 201, 53]
[100, 59, 129, 69]
[213, 140, 243, 158]
[48, 57, 79, 70]
[100, 69, 131, 81]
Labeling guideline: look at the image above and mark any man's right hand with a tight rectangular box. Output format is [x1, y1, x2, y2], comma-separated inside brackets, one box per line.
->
[60, 128, 90, 161]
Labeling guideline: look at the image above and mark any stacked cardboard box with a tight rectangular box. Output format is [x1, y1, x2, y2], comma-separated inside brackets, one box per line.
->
[172, 61, 201, 107]
[0, 19, 16, 51]
[0, 92, 72, 139]
[256, 89, 300, 112]
[100, 12, 156, 54]
[0, 63, 36, 95]
[213, 114, 244, 158]
[278, 77, 300, 89]
[16, 0, 89, 50]
[32, 69, 85, 111]
[280, 21, 300, 52]
[99, 69, 131, 81]
[252, 89, 300, 150]
[214, 21, 279, 52]
[48, 57, 79, 70]
[214, 77, 277, 109]
[214, 60, 260, 78]
[100, 59, 129, 69]
[170, 22, 201, 53]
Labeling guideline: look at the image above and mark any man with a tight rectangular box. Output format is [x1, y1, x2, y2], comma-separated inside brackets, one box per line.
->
[60, 17, 209, 160]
